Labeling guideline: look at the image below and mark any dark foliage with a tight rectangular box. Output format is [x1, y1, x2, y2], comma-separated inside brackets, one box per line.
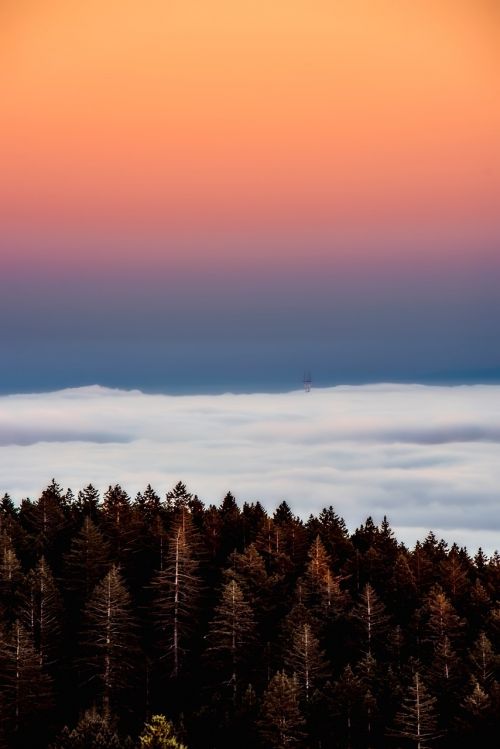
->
[0, 479, 499, 747]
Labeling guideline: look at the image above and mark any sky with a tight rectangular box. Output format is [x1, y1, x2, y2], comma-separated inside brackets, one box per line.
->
[1, 383, 500, 553]
[1, 0, 499, 391]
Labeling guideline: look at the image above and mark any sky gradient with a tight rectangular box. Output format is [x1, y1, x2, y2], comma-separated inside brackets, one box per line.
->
[1, 1, 500, 391]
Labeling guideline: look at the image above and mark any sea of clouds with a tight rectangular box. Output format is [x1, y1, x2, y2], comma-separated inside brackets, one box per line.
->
[1, 384, 499, 553]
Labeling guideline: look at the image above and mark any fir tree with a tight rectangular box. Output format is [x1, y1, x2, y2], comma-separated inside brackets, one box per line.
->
[206, 579, 255, 699]
[468, 631, 497, 685]
[224, 543, 269, 614]
[332, 664, 365, 746]
[457, 679, 494, 741]
[0, 531, 22, 623]
[151, 512, 201, 679]
[64, 517, 110, 599]
[258, 671, 305, 749]
[138, 714, 187, 748]
[302, 535, 346, 622]
[392, 672, 438, 748]
[439, 545, 469, 599]
[351, 583, 389, 656]
[284, 622, 329, 702]
[20, 555, 63, 667]
[307, 505, 352, 565]
[49, 708, 132, 749]
[82, 565, 137, 716]
[101, 485, 133, 562]
[423, 584, 463, 648]
[19, 480, 67, 560]
[134, 485, 161, 523]
[0, 619, 53, 739]
[75, 485, 100, 520]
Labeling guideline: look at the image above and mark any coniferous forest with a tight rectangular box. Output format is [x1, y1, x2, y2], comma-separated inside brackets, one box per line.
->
[0, 479, 499, 748]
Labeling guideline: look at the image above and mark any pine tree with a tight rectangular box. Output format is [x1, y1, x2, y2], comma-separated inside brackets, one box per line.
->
[351, 583, 389, 656]
[439, 545, 469, 600]
[134, 485, 161, 523]
[19, 480, 67, 559]
[0, 493, 16, 516]
[0, 619, 53, 738]
[258, 671, 305, 748]
[129, 487, 166, 589]
[332, 664, 365, 746]
[410, 542, 434, 593]
[427, 635, 460, 691]
[307, 505, 352, 565]
[468, 578, 491, 630]
[75, 485, 101, 520]
[272, 503, 308, 569]
[218, 492, 243, 558]
[302, 535, 346, 622]
[206, 579, 255, 699]
[202, 504, 223, 561]
[457, 679, 493, 741]
[165, 481, 192, 512]
[423, 585, 463, 647]
[485, 550, 500, 597]
[101, 485, 133, 562]
[0, 531, 22, 623]
[462, 678, 491, 716]
[255, 515, 291, 575]
[392, 672, 438, 748]
[64, 517, 110, 599]
[151, 512, 201, 679]
[468, 631, 497, 685]
[20, 556, 63, 667]
[389, 552, 418, 615]
[82, 565, 137, 716]
[49, 708, 132, 749]
[284, 622, 329, 702]
[224, 543, 269, 614]
[138, 714, 187, 748]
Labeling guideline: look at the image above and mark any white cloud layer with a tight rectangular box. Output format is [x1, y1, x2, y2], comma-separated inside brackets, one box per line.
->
[1, 384, 499, 553]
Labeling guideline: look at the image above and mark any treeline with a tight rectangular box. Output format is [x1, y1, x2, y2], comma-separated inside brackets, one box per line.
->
[0, 480, 499, 748]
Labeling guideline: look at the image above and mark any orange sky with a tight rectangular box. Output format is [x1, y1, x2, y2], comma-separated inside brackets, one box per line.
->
[1, 0, 499, 266]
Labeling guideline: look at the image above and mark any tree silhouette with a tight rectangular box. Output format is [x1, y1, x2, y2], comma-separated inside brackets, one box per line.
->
[0, 531, 22, 623]
[49, 708, 132, 749]
[19, 480, 67, 560]
[258, 671, 305, 749]
[351, 583, 389, 656]
[392, 672, 438, 748]
[0, 619, 53, 741]
[75, 485, 100, 520]
[151, 511, 201, 679]
[206, 579, 255, 700]
[101, 486, 133, 563]
[20, 556, 63, 668]
[332, 664, 365, 746]
[138, 714, 187, 748]
[423, 585, 463, 650]
[457, 679, 494, 742]
[0, 480, 500, 746]
[468, 631, 497, 686]
[82, 565, 137, 716]
[284, 622, 329, 702]
[302, 535, 346, 622]
[64, 517, 110, 600]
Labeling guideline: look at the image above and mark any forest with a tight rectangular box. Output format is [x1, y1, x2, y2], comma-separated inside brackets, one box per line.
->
[0, 479, 499, 748]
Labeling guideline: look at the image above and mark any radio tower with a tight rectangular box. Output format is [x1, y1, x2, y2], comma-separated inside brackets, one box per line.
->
[303, 371, 312, 392]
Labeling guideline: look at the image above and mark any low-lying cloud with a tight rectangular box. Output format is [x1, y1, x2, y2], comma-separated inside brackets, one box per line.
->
[1, 383, 499, 552]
